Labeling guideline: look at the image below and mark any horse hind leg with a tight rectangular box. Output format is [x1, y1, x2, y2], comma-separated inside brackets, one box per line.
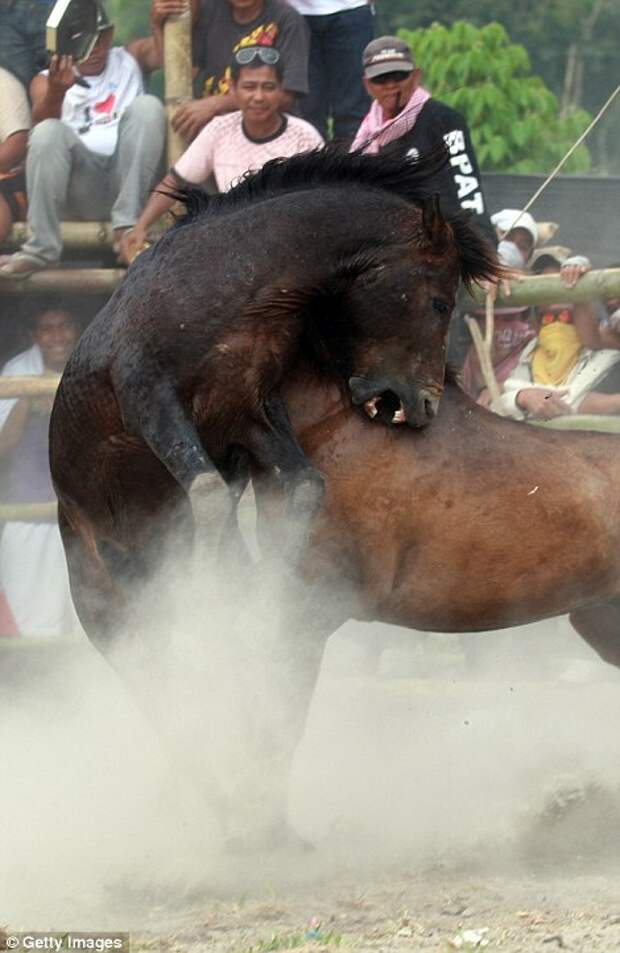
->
[570, 599, 620, 669]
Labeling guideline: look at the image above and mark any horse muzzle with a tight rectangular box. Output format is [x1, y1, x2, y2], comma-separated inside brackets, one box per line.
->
[349, 376, 441, 429]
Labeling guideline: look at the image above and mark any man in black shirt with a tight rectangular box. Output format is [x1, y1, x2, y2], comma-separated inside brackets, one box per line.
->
[351, 36, 494, 246]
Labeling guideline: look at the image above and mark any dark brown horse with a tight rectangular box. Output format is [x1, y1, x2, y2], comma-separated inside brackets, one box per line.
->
[50, 147, 499, 644]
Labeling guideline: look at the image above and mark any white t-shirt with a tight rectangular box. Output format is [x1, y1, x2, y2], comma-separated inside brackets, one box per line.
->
[174, 111, 324, 193]
[287, 0, 368, 15]
[56, 47, 143, 156]
[0, 67, 31, 144]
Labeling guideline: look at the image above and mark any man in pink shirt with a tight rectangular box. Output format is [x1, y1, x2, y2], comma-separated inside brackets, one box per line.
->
[120, 46, 322, 264]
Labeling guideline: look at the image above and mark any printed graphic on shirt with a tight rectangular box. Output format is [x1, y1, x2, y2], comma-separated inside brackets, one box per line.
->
[202, 23, 279, 97]
[443, 128, 485, 215]
[78, 86, 119, 135]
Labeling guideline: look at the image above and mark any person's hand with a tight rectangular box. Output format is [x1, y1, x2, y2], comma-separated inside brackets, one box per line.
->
[481, 271, 518, 302]
[48, 54, 77, 94]
[561, 256, 591, 288]
[118, 226, 149, 266]
[151, 0, 189, 26]
[171, 99, 219, 140]
[516, 387, 572, 419]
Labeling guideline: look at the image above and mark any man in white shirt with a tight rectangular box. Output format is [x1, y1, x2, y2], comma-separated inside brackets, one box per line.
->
[0, 2, 165, 279]
[286, 0, 373, 142]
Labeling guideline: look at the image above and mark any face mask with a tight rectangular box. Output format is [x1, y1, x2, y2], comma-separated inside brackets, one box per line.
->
[498, 240, 525, 270]
[497, 239, 525, 268]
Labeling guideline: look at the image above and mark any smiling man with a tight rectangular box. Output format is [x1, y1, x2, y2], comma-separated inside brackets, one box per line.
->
[351, 35, 494, 245]
[120, 46, 323, 264]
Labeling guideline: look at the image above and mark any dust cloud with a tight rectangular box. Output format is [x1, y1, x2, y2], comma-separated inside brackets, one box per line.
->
[3, 502, 620, 930]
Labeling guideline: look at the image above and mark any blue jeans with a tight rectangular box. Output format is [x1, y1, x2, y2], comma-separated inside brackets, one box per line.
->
[301, 3, 374, 143]
[0, 0, 55, 90]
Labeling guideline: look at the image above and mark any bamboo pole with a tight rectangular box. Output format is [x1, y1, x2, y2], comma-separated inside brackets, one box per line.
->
[464, 292, 504, 415]
[0, 268, 124, 294]
[163, 7, 193, 168]
[469, 268, 620, 308]
[0, 502, 57, 522]
[6, 222, 114, 250]
[0, 375, 59, 397]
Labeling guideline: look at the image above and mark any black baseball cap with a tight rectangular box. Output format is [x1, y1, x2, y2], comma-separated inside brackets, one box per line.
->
[362, 36, 415, 80]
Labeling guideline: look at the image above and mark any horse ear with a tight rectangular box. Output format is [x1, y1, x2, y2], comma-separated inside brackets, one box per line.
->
[421, 193, 450, 251]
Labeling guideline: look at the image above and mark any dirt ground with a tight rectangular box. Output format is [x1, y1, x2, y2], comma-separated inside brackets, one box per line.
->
[5, 618, 620, 952]
[127, 869, 620, 953]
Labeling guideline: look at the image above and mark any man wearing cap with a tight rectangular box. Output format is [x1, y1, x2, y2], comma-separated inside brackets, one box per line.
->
[351, 36, 494, 245]
[0, 2, 166, 279]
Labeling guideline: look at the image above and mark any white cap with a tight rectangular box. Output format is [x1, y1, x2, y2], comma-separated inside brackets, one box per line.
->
[491, 208, 539, 246]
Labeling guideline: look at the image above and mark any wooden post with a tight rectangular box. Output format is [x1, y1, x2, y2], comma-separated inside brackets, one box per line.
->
[0, 502, 57, 523]
[0, 268, 124, 295]
[163, 7, 193, 167]
[469, 267, 620, 308]
[0, 376, 59, 398]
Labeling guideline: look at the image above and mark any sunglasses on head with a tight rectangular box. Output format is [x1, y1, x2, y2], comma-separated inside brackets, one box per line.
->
[369, 70, 412, 85]
[234, 46, 280, 66]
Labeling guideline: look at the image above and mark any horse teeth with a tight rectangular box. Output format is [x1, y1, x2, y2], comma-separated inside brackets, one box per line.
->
[364, 398, 378, 419]
[392, 407, 406, 424]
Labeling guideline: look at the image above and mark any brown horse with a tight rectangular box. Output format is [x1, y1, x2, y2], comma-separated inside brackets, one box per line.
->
[208, 365, 620, 847]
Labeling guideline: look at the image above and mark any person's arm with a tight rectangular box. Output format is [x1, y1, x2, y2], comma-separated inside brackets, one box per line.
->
[146, 0, 202, 71]
[118, 173, 180, 264]
[171, 90, 237, 140]
[578, 391, 620, 415]
[119, 122, 216, 264]
[30, 57, 75, 123]
[0, 130, 28, 174]
[0, 398, 31, 455]
[440, 109, 496, 248]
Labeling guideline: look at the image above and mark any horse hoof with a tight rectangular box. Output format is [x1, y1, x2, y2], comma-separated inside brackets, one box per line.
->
[189, 472, 232, 528]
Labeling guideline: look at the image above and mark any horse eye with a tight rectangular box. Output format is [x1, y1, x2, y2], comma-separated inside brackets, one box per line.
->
[432, 298, 450, 314]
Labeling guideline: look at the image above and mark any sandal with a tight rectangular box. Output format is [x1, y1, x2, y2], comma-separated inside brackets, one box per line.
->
[0, 253, 50, 280]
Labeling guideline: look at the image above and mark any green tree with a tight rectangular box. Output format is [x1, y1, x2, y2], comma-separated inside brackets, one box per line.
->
[398, 20, 591, 173]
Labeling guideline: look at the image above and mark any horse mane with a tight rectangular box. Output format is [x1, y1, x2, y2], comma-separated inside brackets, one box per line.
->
[171, 144, 451, 224]
[169, 145, 501, 289]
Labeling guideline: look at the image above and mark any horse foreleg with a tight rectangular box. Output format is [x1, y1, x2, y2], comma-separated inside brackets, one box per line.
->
[570, 600, 620, 668]
[247, 393, 325, 564]
[115, 374, 233, 559]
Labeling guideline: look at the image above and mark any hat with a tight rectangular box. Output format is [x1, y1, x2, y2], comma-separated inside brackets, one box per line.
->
[95, 1, 113, 31]
[362, 37, 415, 80]
[491, 208, 539, 247]
[530, 245, 572, 273]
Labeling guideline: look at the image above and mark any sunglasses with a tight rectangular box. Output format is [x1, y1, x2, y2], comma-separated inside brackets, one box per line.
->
[234, 46, 280, 66]
[369, 70, 412, 85]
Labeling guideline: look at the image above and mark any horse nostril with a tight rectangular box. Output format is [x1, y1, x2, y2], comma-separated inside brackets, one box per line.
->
[424, 398, 435, 419]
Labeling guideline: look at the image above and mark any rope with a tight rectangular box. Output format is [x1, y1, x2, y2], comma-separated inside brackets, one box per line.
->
[502, 82, 620, 235]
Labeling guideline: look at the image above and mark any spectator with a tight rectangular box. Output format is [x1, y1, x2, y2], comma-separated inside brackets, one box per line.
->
[285, 0, 374, 142]
[500, 249, 620, 420]
[351, 35, 495, 245]
[0, 67, 29, 246]
[491, 208, 538, 269]
[120, 46, 323, 264]
[151, 0, 310, 142]
[0, 302, 81, 638]
[0, 2, 166, 280]
[0, 0, 54, 91]
[462, 210, 593, 403]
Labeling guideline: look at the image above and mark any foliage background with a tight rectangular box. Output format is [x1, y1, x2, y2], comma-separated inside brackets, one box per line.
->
[108, 0, 620, 173]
